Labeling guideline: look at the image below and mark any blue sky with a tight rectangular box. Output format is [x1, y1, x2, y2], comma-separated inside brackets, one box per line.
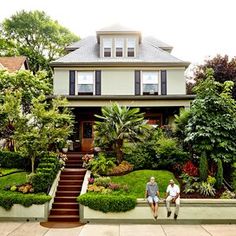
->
[0, 0, 236, 65]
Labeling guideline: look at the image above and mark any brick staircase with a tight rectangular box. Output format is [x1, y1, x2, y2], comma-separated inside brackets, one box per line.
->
[48, 152, 86, 222]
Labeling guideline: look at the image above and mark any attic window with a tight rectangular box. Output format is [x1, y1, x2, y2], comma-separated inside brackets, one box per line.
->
[127, 38, 136, 57]
[115, 38, 124, 57]
[103, 38, 112, 57]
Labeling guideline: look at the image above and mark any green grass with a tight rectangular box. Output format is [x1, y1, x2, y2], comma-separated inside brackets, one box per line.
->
[0, 168, 24, 176]
[0, 172, 28, 190]
[110, 169, 179, 198]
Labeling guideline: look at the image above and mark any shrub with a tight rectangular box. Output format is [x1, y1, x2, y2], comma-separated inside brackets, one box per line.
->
[88, 153, 115, 175]
[94, 177, 111, 187]
[108, 161, 133, 176]
[108, 183, 121, 191]
[182, 161, 199, 176]
[220, 190, 236, 199]
[215, 159, 223, 189]
[232, 162, 236, 191]
[180, 173, 199, 194]
[0, 192, 51, 210]
[197, 182, 216, 197]
[0, 151, 30, 169]
[207, 176, 216, 186]
[199, 152, 208, 181]
[155, 137, 188, 169]
[77, 193, 136, 213]
[32, 153, 60, 193]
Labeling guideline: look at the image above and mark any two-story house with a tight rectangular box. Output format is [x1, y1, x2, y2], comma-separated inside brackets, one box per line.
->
[51, 25, 194, 152]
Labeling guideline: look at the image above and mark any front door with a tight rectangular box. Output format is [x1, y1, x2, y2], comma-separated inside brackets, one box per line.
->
[81, 121, 94, 152]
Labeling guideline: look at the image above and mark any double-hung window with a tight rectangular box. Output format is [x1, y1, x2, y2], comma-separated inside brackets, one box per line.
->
[115, 38, 124, 57]
[78, 72, 94, 95]
[127, 38, 136, 57]
[142, 71, 159, 95]
[103, 38, 112, 57]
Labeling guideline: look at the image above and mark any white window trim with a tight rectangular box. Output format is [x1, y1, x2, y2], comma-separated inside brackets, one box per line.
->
[141, 71, 160, 95]
[103, 38, 112, 58]
[115, 38, 124, 58]
[77, 71, 95, 95]
[126, 38, 136, 57]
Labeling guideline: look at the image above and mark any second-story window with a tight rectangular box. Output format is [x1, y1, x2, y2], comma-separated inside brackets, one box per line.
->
[103, 38, 112, 57]
[142, 71, 159, 95]
[78, 72, 94, 95]
[115, 38, 124, 57]
[127, 38, 136, 57]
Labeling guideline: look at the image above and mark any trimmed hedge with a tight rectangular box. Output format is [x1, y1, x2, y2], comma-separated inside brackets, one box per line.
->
[0, 191, 51, 210]
[32, 154, 60, 193]
[0, 151, 30, 169]
[77, 193, 136, 213]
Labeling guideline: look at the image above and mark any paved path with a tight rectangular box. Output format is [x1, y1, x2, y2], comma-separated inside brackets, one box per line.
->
[0, 222, 236, 236]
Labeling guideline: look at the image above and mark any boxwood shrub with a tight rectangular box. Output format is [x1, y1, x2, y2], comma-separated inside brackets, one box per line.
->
[32, 153, 60, 193]
[0, 192, 51, 210]
[0, 151, 30, 169]
[77, 193, 136, 213]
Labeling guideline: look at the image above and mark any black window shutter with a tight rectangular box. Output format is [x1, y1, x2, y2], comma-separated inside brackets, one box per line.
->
[161, 70, 167, 95]
[135, 70, 141, 95]
[69, 70, 75, 95]
[95, 70, 101, 95]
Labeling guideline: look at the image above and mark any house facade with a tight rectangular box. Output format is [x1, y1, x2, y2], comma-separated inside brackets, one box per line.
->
[51, 25, 194, 152]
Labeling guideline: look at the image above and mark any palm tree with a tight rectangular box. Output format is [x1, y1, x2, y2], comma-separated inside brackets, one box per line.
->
[94, 103, 149, 164]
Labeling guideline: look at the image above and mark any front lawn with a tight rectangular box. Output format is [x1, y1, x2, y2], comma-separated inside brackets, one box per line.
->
[110, 169, 179, 198]
[0, 172, 28, 189]
[0, 168, 24, 177]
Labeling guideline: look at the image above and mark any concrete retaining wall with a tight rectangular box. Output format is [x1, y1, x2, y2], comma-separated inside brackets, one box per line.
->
[80, 198, 236, 224]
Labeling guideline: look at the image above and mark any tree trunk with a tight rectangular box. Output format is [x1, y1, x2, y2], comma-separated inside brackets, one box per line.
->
[31, 156, 35, 174]
[115, 139, 123, 164]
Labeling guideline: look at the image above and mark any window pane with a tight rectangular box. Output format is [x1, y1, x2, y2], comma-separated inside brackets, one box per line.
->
[78, 84, 93, 93]
[104, 48, 111, 57]
[143, 84, 158, 93]
[142, 72, 158, 84]
[83, 122, 93, 138]
[78, 72, 94, 84]
[116, 47, 123, 57]
[127, 38, 136, 47]
[103, 38, 112, 47]
[115, 38, 124, 48]
[127, 48, 135, 57]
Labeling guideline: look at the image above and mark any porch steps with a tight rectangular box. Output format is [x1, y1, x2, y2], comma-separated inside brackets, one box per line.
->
[48, 152, 86, 222]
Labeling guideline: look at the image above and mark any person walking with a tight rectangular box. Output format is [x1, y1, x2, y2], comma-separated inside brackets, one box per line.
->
[165, 179, 180, 220]
[145, 176, 160, 220]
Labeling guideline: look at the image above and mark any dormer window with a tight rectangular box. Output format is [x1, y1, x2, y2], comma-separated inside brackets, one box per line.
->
[127, 38, 136, 57]
[115, 38, 124, 57]
[103, 38, 112, 57]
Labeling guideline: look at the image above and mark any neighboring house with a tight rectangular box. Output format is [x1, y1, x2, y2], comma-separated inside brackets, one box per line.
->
[0, 56, 29, 72]
[51, 24, 194, 152]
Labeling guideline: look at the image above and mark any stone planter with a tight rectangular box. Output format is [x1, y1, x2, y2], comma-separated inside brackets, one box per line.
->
[80, 198, 236, 224]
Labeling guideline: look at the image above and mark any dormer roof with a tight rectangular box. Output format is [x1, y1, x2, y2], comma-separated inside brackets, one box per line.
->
[96, 24, 141, 43]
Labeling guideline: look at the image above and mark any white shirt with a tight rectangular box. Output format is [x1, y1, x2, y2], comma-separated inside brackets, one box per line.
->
[166, 184, 180, 197]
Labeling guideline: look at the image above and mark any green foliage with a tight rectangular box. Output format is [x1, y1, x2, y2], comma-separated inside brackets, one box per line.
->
[2, 10, 79, 75]
[207, 176, 216, 186]
[232, 162, 236, 191]
[199, 152, 208, 181]
[180, 173, 199, 194]
[185, 69, 236, 163]
[0, 192, 51, 210]
[94, 177, 111, 187]
[197, 182, 216, 197]
[89, 153, 115, 175]
[14, 95, 74, 173]
[94, 102, 149, 163]
[155, 136, 188, 169]
[32, 153, 60, 193]
[0, 151, 30, 169]
[220, 190, 235, 199]
[77, 193, 136, 213]
[215, 159, 223, 189]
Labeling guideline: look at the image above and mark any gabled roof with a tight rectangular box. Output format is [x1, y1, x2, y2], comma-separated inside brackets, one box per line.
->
[0, 56, 29, 72]
[96, 24, 141, 43]
[52, 36, 189, 67]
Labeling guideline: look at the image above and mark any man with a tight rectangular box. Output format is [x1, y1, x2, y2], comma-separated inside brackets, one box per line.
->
[145, 176, 160, 220]
[165, 179, 180, 220]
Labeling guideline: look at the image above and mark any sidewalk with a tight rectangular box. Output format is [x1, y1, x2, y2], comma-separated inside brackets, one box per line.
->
[0, 222, 236, 236]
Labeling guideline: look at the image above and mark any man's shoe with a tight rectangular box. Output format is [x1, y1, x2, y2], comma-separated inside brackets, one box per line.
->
[174, 214, 178, 220]
[167, 211, 171, 217]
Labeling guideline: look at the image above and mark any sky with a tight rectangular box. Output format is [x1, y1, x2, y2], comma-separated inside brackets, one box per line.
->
[0, 0, 236, 67]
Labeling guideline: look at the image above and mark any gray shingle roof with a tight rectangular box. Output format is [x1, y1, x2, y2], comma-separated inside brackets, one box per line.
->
[52, 36, 189, 66]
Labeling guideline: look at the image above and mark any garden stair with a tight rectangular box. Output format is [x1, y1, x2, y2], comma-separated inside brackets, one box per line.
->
[48, 152, 86, 222]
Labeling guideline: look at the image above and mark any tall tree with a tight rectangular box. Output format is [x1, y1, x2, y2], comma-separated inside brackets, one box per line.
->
[94, 103, 149, 164]
[1, 10, 79, 75]
[185, 69, 236, 163]
[189, 55, 236, 98]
